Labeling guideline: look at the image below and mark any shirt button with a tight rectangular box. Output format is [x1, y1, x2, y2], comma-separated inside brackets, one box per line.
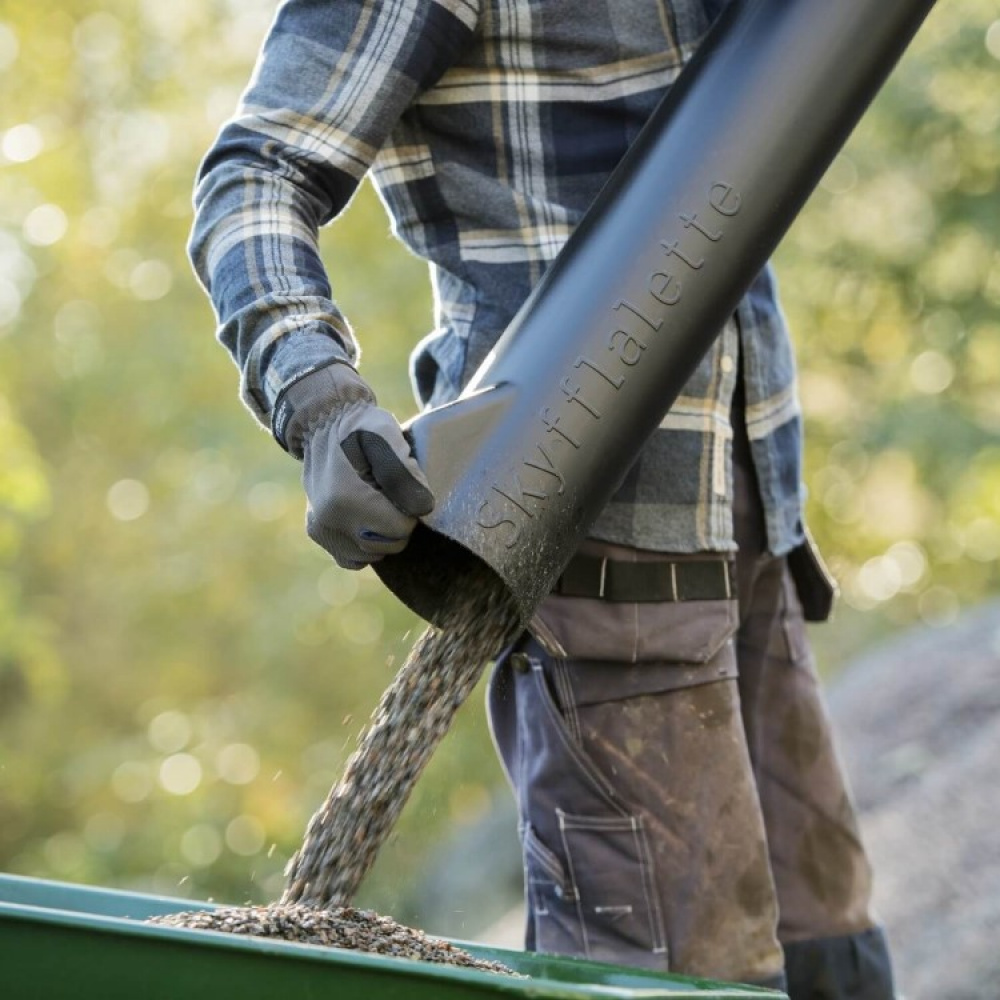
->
[720, 355, 735, 374]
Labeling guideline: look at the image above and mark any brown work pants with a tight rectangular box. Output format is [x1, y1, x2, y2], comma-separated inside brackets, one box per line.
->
[486, 441, 892, 993]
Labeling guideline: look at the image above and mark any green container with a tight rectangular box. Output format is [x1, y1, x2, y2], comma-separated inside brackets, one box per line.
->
[0, 874, 785, 999]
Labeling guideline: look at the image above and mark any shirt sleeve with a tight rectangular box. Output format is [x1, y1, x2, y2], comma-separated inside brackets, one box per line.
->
[189, 0, 480, 425]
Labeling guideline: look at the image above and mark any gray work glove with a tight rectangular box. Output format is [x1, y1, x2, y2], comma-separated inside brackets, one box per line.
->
[273, 362, 434, 569]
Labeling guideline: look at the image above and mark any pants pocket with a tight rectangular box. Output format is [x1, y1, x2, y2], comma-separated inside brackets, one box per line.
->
[524, 812, 667, 967]
[521, 823, 578, 954]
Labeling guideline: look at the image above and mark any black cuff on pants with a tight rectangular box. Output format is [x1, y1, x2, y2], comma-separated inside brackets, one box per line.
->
[784, 926, 896, 1000]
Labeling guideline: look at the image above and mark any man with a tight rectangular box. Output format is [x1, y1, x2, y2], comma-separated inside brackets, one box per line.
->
[190, 0, 896, 995]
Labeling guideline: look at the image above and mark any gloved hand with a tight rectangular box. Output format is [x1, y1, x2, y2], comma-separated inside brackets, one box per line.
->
[273, 362, 434, 569]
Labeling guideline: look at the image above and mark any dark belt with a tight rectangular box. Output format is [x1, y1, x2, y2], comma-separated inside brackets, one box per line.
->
[553, 553, 734, 603]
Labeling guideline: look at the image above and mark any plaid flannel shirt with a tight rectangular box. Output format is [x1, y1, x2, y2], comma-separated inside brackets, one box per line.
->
[191, 0, 805, 555]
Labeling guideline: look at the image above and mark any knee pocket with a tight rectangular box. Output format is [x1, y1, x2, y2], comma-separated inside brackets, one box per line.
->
[523, 813, 667, 966]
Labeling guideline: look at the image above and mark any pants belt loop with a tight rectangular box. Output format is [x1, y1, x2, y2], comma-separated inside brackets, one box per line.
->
[598, 557, 608, 599]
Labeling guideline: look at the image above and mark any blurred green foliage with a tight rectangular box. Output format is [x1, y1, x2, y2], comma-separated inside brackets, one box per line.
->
[778, 1, 1000, 657]
[0, 0, 996, 936]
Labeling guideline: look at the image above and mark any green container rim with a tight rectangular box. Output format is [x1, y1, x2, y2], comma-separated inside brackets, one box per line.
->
[0, 874, 783, 999]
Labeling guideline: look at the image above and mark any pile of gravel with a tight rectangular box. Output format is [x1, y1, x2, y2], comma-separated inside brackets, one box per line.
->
[149, 903, 520, 975]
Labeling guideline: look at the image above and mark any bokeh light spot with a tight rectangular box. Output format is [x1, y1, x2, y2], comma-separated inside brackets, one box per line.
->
[215, 743, 260, 785]
[72, 11, 123, 61]
[910, 350, 955, 394]
[226, 815, 266, 856]
[857, 556, 902, 604]
[159, 753, 203, 795]
[180, 824, 222, 867]
[885, 541, 927, 588]
[107, 478, 150, 521]
[340, 602, 384, 645]
[317, 566, 360, 607]
[986, 20, 1000, 61]
[0, 278, 22, 329]
[962, 517, 1000, 562]
[148, 710, 193, 753]
[247, 481, 288, 521]
[0, 22, 18, 71]
[129, 259, 173, 301]
[2, 123, 43, 162]
[23, 204, 68, 246]
[79, 205, 121, 248]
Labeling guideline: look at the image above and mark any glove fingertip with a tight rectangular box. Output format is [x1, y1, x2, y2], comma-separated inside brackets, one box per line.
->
[347, 429, 435, 518]
[400, 480, 435, 518]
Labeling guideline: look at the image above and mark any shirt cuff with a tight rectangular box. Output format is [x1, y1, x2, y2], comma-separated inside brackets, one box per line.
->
[252, 324, 356, 416]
